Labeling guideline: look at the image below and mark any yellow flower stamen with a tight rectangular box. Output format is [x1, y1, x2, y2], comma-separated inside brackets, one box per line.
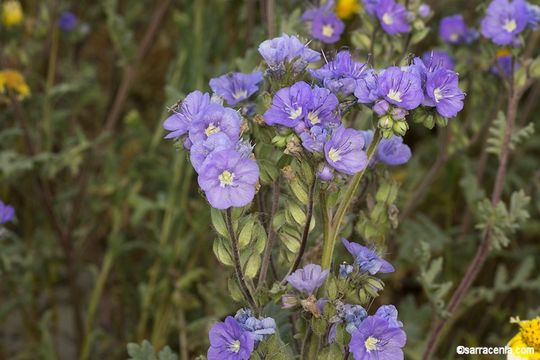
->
[365, 336, 379, 352]
[219, 170, 234, 187]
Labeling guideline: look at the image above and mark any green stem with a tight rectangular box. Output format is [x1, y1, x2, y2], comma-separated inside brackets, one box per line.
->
[136, 155, 184, 339]
[281, 178, 317, 284]
[225, 209, 257, 310]
[43, 18, 59, 151]
[321, 129, 382, 269]
[79, 251, 114, 360]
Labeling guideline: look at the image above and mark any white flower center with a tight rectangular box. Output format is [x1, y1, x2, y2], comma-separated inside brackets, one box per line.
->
[328, 148, 341, 162]
[433, 87, 443, 102]
[219, 170, 235, 187]
[382, 13, 394, 25]
[365, 336, 379, 352]
[503, 19, 517, 32]
[289, 107, 303, 120]
[232, 89, 248, 100]
[322, 24, 334, 37]
[449, 33, 459, 42]
[205, 123, 221, 136]
[228, 339, 241, 353]
[387, 89, 402, 103]
[307, 111, 320, 125]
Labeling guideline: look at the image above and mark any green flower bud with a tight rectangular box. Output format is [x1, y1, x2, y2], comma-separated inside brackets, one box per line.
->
[392, 120, 409, 136]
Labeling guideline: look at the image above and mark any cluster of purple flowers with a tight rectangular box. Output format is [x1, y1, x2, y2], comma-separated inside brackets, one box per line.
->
[263, 77, 369, 180]
[207, 310, 277, 359]
[0, 200, 15, 225]
[363, 0, 411, 35]
[350, 50, 464, 125]
[163, 72, 264, 209]
[301, 0, 345, 44]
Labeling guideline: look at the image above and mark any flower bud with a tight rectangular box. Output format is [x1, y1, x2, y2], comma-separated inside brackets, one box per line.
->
[378, 115, 394, 129]
[392, 120, 409, 136]
[281, 294, 299, 309]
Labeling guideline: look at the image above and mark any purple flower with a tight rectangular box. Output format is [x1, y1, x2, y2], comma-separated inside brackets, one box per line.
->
[234, 309, 277, 342]
[163, 91, 211, 139]
[286, 264, 329, 295]
[209, 71, 263, 106]
[339, 263, 354, 277]
[300, 125, 330, 153]
[263, 81, 313, 128]
[311, 13, 345, 44]
[374, 305, 403, 329]
[376, 67, 423, 110]
[208, 316, 254, 360]
[324, 126, 368, 175]
[491, 50, 517, 77]
[0, 201, 15, 224]
[305, 87, 340, 127]
[188, 103, 241, 144]
[317, 164, 335, 182]
[342, 239, 395, 274]
[258, 34, 321, 72]
[343, 304, 368, 334]
[354, 70, 379, 104]
[348, 315, 406, 360]
[439, 15, 468, 44]
[198, 149, 259, 210]
[310, 50, 368, 95]
[481, 0, 529, 46]
[377, 136, 412, 166]
[424, 69, 464, 118]
[362, 0, 380, 16]
[421, 51, 455, 71]
[375, 0, 411, 35]
[302, 2, 345, 44]
[59, 11, 77, 31]
[526, 2, 540, 29]
[373, 100, 390, 116]
[418, 4, 431, 18]
[190, 133, 234, 173]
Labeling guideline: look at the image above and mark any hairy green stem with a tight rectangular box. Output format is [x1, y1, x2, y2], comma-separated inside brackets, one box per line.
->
[225, 209, 257, 310]
[258, 177, 281, 288]
[321, 129, 382, 269]
[281, 178, 317, 284]
[79, 250, 114, 360]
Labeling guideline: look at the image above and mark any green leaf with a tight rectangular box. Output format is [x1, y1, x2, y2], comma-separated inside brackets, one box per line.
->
[238, 216, 255, 249]
[158, 347, 178, 360]
[212, 237, 233, 267]
[317, 343, 343, 359]
[127, 340, 157, 360]
[210, 208, 228, 238]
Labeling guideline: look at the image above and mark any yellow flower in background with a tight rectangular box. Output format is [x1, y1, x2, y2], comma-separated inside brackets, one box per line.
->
[497, 48, 512, 58]
[1, 0, 23, 27]
[0, 69, 31, 98]
[335, 0, 361, 20]
[507, 317, 540, 359]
